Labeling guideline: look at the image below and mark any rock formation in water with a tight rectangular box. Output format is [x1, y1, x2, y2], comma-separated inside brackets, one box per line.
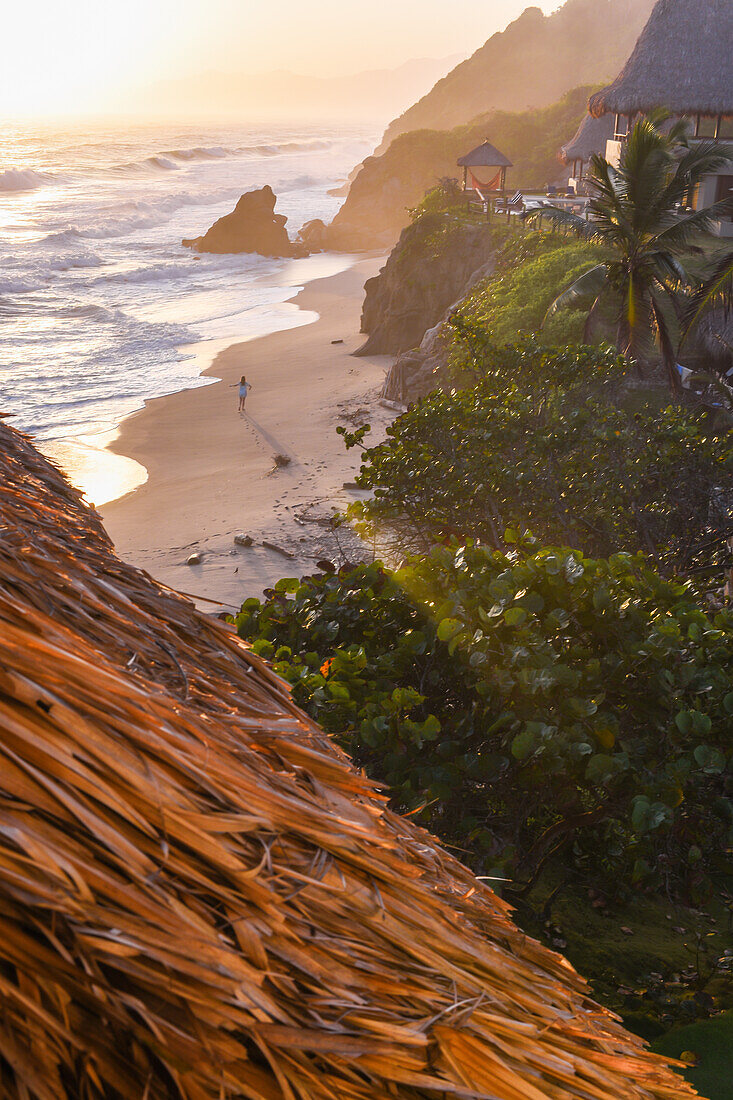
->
[183, 186, 305, 257]
[298, 218, 329, 252]
[356, 215, 502, 358]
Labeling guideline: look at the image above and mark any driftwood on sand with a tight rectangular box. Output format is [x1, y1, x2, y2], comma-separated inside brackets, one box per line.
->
[0, 415, 696, 1098]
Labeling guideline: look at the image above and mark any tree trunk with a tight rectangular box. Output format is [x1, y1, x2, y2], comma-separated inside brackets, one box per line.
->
[616, 315, 644, 379]
[652, 298, 682, 396]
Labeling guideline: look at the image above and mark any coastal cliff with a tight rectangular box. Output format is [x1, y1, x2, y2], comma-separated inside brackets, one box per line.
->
[367, 213, 604, 404]
[357, 214, 504, 357]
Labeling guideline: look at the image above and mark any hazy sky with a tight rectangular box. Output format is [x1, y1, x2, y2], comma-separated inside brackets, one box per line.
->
[2, 0, 557, 117]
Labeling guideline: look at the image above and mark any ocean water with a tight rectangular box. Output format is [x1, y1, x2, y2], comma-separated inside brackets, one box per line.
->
[0, 118, 376, 497]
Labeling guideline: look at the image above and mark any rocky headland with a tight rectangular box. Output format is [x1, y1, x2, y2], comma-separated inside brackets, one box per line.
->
[354, 214, 505, 402]
[183, 185, 306, 257]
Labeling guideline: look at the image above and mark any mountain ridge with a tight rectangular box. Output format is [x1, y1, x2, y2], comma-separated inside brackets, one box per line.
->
[378, 0, 656, 151]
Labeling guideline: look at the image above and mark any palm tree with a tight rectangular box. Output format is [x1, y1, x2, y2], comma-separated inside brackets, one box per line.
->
[525, 115, 732, 392]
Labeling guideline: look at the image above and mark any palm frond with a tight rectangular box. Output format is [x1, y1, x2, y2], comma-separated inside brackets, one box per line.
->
[543, 264, 609, 323]
[650, 201, 731, 252]
[522, 205, 597, 240]
[681, 249, 733, 344]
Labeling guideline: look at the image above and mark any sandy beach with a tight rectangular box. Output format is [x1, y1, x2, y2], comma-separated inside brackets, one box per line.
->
[101, 255, 393, 609]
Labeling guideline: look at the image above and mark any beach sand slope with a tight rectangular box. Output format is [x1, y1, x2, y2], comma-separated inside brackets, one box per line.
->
[102, 257, 394, 609]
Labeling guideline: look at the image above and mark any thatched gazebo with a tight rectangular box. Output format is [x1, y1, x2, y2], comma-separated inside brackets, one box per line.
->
[457, 140, 512, 202]
[560, 114, 615, 191]
[589, 0, 733, 128]
[0, 417, 697, 1099]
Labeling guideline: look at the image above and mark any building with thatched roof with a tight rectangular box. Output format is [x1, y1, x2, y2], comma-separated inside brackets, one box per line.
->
[589, 0, 733, 122]
[560, 114, 615, 193]
[0, 415, 698, 1100]
[457, 140, 512, 202]
[587, 0, 733, 235]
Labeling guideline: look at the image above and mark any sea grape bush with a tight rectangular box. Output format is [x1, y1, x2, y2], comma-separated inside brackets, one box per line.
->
[236, 545, 733, 902]
[349, 338, 733, 572]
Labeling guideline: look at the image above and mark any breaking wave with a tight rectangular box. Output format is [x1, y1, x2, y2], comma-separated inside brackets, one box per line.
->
[0, 168, 56, 192]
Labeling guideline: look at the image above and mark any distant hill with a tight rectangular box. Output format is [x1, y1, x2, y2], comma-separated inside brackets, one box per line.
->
[378, 0, 655, 151]
[327, 85, 596, 249]
[132, 57, 463, 121]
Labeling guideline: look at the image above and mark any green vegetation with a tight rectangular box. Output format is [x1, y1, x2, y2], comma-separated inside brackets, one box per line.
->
[350, 339, 732, 571]
[238, 547, 733, 901]
[527, 116, 733, 389]
[652, 1012, 733, 1099]
[452, 231, 607, 346]
[331, 85, 597, 246]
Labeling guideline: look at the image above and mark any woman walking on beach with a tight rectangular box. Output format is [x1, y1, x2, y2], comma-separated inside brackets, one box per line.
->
[235, 375, 251, 412]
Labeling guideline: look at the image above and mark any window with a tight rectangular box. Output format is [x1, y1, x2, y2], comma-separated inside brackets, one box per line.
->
[718, 116, 733, 140]
[715, 176, 733, 221]
[696, 115, 719, 138]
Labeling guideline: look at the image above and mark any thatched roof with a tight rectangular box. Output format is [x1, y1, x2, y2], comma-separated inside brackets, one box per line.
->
[561, 113, 615, 164]
[0, 417, 696, 1100]
[457, 140, 513, 168]
[590, 0, 733, 118]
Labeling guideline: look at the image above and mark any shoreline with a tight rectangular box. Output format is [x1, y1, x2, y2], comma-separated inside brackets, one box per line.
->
[101, 254, 393, 607]
[38, 252, 362, 509]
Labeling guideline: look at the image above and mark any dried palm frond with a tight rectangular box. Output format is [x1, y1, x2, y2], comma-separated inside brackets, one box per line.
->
[0, 418, 697, 1099]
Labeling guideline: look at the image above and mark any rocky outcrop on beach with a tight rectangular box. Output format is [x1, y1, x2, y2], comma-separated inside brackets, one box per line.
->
[381, 318, 453, 403]
[298, 218, 329, 252]
[356, 215, 501, 358]
[183, 185, 305, 257]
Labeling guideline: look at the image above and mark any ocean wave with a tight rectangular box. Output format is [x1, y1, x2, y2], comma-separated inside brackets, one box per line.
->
[163, 145, 231, 160]
[0, 273, 42, 294]
[107, 147, 232, 176]
[41, 202, 171, 243]
[276, 140, 332, 153]
[37, 180, 294, 245]
[144, 155, 179, 172]
[0, 168, 56, 193]
[96, 260, 204, 286]
[279, 174, 321, 192]
[62, 303, 123, 321]
[2, 139, 340, 195]
[237, 139, 333, 157]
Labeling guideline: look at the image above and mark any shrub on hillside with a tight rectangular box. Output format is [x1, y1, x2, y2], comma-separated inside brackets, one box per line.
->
[349, 339, 733, 571]
[236, 545, 733, 903]
[451, 231, 608, 346]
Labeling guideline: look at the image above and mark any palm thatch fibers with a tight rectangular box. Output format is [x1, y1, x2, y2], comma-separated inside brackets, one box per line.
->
[589, 0, 733, 118]
[0, 416, 698, 1099]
